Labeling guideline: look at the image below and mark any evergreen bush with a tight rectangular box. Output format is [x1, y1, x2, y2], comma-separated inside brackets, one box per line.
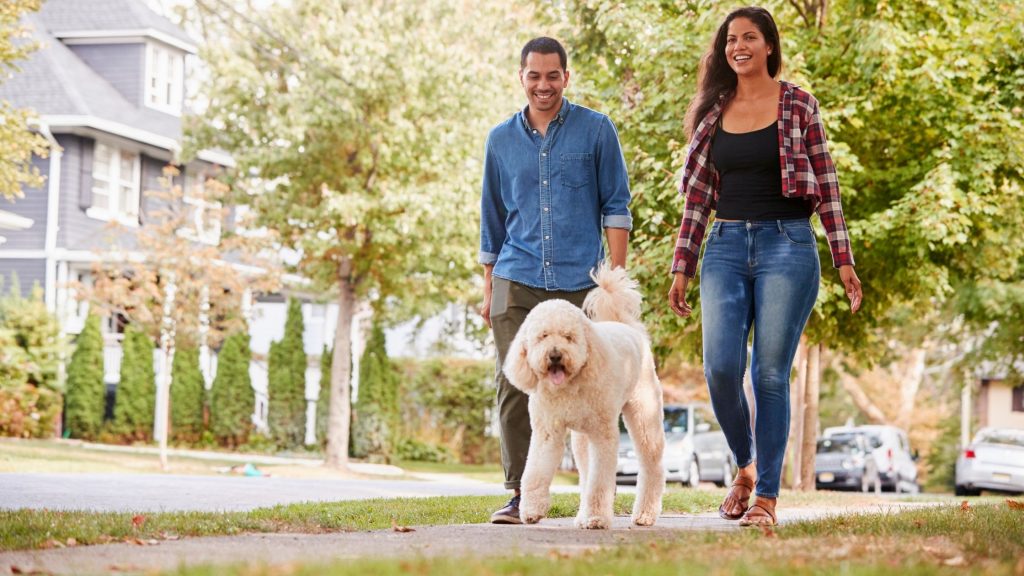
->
[352, 324, 399, 461]
[210, 331, 254, 447]
[267, 298, 308, 449]
[112, 327, 156, 441]
[171, 346, 206, 443]
[316, 343, 332, 446]
[64, 314, 106, 439]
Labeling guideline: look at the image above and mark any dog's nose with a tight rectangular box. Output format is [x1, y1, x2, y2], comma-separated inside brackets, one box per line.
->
[548, 349, 563, 364]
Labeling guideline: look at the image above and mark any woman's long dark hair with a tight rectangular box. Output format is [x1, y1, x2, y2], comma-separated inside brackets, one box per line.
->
[684, 6, 783, 138]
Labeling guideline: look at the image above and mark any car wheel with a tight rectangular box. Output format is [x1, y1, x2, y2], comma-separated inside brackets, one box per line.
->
[686, 458, 701, 488]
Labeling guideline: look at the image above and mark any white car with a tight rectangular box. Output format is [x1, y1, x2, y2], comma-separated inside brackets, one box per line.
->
[955, 427, 1024, 496]
[824, 425, 919, 493]
[617, 403, 735, 487]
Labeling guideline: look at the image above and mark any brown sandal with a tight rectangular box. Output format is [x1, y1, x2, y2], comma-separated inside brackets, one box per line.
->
[718, 475, 755, 520]
[738, 497, 777, 527]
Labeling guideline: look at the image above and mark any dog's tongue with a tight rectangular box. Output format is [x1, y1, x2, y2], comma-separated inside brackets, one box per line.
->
[548, 367, 566, 385]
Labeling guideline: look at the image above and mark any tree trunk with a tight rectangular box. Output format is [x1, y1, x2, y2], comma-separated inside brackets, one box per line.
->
[798, 343, 821, 491]
[325, 260, 355, 470]
[896, 348, 927, 431]
[787, 338, 808, 489]
[839, 371, 888, 424]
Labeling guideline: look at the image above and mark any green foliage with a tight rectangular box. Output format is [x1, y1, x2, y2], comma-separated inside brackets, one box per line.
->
[209, 331, 254, 447]
[0, 0, 50, 199]
[0, 383, 60, 438]
[393, 438, 453, 464]
[398, 358, 496, 464]
[553, 1, 1024, 366]
[925, 403, 963, 492]
[267, 298, 307, 449]
[352, 324, 400, 461]
[170, 346, 206, 443]
[316, 344, 331, 446]
[111, 327, 155, 441]
[0, 283, 63, 391]
[63, 314, 105, 440]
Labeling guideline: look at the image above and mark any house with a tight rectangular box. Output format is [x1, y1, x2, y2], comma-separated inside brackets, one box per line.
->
[975, 379, 1024, 430]
[0, 0, 341, 442]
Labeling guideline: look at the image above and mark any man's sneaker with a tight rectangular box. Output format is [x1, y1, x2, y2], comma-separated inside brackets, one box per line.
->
[490, 494, 522, 524]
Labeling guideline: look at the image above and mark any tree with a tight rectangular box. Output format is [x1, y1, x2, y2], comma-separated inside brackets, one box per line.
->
[112, 327, 156, 441]
[64, 314, 105, 439]
[316, 343, 331, 447]
[267, 297, 307, 449]
[0, 0, 50, 199]
[352, 323, 399, 461]
[170, 345, 205, 442]
[209, 331, 254, 447]
[189, 0, 526, 468]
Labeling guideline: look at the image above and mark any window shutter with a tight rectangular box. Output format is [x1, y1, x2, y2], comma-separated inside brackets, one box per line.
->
[79, 138, 94, 210]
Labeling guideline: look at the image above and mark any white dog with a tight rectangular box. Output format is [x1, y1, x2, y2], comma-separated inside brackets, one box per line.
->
[503, 263, 665, 529]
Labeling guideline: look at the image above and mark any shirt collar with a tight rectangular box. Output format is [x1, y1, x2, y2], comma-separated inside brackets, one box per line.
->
[520, 97, 572, 132]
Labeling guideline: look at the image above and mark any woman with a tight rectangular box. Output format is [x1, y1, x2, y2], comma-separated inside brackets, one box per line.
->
[667, 6, 862, 527]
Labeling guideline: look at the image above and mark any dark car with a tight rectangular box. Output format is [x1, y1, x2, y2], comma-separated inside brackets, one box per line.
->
[815, 434, 881, 492]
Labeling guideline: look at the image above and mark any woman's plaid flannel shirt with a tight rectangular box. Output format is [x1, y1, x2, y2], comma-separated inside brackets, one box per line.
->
[672, 81, 855, 277]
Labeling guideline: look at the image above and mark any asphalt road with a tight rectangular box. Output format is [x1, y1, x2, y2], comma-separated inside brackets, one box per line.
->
[0, 472, 519, 512]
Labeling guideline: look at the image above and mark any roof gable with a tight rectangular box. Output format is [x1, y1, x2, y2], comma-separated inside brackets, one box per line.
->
[39, 0, 197, 52]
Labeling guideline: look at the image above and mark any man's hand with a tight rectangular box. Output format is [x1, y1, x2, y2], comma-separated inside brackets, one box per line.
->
[480, 265, 494, 328]
[668, 272, 692, 318]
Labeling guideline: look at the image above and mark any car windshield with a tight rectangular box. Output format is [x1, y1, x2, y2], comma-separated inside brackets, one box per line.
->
[817, 437, 861, 454]
[976, 429, 1024, 447]
[621, 408, 692, 435]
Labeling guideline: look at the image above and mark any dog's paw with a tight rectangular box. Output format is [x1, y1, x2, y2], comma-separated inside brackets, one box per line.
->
[584, 515, 612, 530]
[519, 496, 549, 525]
[631, 511, 658, 527]
[573, 513, 588, 529]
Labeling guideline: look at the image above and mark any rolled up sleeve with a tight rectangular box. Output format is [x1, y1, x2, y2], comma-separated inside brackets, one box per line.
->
[596, 116, 632, 230]
[479, 134, 506, 265]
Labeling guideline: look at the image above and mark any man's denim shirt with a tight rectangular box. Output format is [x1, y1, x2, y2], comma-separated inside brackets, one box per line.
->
[479, 98, 632, 292]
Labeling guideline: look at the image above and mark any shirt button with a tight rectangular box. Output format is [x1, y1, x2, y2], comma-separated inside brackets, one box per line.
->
[545, 235, 550, 240]
[543, 207, 549, 212]
[545, 262, 550, 266]
[542, 152, 547, 156]
[533, 129, 538, 134]
[543, 180, 548, 185]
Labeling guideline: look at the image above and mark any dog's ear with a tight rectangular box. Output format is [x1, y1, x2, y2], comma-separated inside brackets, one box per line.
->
[503, 330, 538, 393]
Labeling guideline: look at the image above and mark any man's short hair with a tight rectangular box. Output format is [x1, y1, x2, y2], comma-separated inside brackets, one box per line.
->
[520, 37, 567, 70]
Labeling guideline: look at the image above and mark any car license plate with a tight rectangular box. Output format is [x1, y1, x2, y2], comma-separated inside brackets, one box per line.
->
[993, 473, 1011, 482]
[818, 472, 835, 483]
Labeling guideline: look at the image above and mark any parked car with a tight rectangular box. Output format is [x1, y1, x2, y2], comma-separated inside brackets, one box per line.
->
[955, 427, 1024, 496]
[617, 403, 734, 487]
[824, 425, 920, 493]
[814, 434, 881, 492]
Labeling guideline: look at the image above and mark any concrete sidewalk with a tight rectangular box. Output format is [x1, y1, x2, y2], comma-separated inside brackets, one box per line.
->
[0, 504, 935, 575]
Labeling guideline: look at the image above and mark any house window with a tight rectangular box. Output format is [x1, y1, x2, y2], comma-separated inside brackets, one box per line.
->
[145, 43, 184, 114]
[89, 143, 140, 224]
[1013, 385, 1024, 412]
[181, 172, 222, 245]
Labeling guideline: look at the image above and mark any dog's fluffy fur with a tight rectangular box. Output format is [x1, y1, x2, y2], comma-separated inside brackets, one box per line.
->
[504, 264, 665, 529]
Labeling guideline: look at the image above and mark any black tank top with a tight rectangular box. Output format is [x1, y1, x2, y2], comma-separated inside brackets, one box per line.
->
[712, 120, 812, 220]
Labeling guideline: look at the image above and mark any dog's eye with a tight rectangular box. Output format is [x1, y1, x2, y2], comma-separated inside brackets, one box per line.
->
[539, 332, 548, 340]
[564, 333, 575, 343]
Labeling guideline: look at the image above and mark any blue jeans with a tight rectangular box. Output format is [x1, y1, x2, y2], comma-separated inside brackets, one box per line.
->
[699, 218, 820, 498]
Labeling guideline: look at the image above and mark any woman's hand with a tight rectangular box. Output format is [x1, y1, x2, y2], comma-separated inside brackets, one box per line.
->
[839, 265, 862, 313]
[668, 272, 693, 318]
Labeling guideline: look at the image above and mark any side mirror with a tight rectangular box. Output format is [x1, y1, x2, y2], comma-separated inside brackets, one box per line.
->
[696, 423, 711, 433]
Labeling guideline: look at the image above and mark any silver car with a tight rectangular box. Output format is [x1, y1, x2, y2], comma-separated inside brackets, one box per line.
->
[616, 403, 734, 487]
[955, 427, 1024, 496]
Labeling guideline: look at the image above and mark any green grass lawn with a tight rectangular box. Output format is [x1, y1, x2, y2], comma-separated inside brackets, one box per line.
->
[162, 502, 1024, 576]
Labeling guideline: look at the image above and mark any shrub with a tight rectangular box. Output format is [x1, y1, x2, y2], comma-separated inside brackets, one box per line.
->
[0, 283, 63, 391]
[316, 344, 331, 446]
[352, 324, 399, 461]
[64, 314, 106, 439]
[0, 383, 61, 438]
[111, 327, 156, 441]
[209, 331, 254, 447]
[171, 346, 206, 443]
[267, 299, 308, 449]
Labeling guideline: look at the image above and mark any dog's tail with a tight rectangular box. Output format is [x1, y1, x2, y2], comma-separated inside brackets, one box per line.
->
[582, 262, 644, 329]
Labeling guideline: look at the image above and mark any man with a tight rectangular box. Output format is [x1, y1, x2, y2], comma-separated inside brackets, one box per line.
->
[479, 37, 632, 524]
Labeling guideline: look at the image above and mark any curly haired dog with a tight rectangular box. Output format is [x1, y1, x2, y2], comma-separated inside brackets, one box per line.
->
[503, 264, 665, 529]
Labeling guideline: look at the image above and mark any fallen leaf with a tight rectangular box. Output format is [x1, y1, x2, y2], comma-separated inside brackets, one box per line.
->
[391, 519, 415, 533]
[158, 531, 180, 540]
[913, 519, 925, 528]
[944, 556, 966, 567]
[960, 500, 971, 512]
[131, 514, 147, 530]
[11, 566, 52, 575]
[39, 539, 64, 549]
[65, 538, 77, 547]
[1007, 499, 1024, 511]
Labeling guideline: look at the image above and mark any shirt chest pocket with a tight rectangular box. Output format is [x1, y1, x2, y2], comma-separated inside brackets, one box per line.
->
[560, 152, 594, 189]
